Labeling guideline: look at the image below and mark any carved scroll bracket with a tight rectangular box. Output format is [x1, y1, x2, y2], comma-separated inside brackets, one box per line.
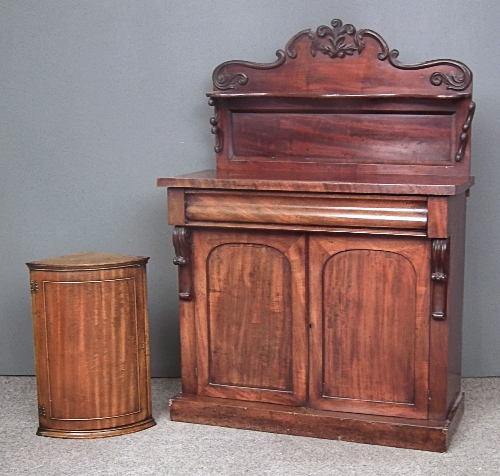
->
[456, 101, 476, 162]
[208, 98, 223, 153]
[431, 239, 449, 320]
[173, 227, 193, 301]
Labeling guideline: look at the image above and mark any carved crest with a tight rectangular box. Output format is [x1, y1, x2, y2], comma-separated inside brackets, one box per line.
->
[310, 19, 360, 58]
[212, 18, 472, 92]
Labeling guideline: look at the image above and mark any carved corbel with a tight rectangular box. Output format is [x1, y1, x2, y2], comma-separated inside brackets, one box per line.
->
[173, 226, 193, 301]
[431, 239, 449, 320]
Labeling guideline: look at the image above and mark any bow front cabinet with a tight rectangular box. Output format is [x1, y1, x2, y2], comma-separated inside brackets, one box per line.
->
[157, 18, 475, 452]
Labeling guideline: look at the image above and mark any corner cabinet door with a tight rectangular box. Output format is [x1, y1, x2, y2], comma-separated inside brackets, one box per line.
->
[193, 229, 307, 406]
[309, 234, 430, 419]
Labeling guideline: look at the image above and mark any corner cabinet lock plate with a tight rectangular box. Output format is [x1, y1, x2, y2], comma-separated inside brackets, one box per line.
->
[30, 281, 39, 294]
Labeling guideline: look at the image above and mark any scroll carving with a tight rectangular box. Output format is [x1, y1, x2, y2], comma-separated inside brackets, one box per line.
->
[212, 18, 472, 92]
[173, 227, 193, 301]
[212, 51, 286, 90]
[208, 98, 223, 153]
[455, 102, 476, 162]
[431, 239, 449, 320]
[354, 28, 472, 91]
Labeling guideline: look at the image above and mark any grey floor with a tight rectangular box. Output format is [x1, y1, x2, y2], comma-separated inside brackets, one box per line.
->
[1, 377, 499, 475]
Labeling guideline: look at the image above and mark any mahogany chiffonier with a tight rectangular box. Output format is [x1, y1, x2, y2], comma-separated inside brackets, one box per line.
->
[27, 252, 155, 438]
[157, 19, 475, 452]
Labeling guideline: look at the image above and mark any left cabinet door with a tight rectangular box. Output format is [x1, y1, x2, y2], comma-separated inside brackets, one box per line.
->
[192, 229, 307, 406]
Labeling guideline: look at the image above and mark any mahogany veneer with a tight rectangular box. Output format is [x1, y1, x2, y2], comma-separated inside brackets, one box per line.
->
[27, 252, 155, 438]
[158, 18, 474, 451]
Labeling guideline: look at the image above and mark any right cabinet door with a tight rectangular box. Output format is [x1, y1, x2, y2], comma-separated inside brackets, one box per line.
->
[309, 234, 431, 419]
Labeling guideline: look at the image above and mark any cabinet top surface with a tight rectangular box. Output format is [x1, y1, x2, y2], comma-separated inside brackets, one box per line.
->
[157, 169, 474, 196]
[26, 252, 149, 270]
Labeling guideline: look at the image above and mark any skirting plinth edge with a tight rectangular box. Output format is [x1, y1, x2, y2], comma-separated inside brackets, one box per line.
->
[170, 393, 464, 452]
[36, 417, 156, 439]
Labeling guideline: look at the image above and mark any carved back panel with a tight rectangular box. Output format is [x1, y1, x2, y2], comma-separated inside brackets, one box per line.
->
[208, 19, 474, 177]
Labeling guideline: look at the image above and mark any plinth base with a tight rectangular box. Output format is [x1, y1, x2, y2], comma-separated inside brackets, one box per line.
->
[37, 417, 156, 439]
[170, 394, 463, 452]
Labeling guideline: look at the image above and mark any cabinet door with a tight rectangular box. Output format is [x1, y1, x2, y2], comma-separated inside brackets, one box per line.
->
[193, 229, 307, 406]
[309, 234, 430, 419]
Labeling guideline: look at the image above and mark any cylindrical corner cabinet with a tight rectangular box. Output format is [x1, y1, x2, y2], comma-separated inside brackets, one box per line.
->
[27, 252, 156, 438]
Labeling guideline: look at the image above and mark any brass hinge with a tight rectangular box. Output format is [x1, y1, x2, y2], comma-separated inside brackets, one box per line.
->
[38, 405, 46, 417]
[427, 390, 432, 401]
[195, 367, 198, 377]
[30, 281, 39, 294]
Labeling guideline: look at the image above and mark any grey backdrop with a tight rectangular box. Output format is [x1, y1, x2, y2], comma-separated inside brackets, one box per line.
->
[1, 1, 499, 377]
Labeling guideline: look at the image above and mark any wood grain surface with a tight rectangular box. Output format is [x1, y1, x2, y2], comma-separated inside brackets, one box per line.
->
[193, 229, 307, 406]
[158, 170, 474, 196]
[231, 112, 453, 165]
[309, 234, 430, 419]
[28, 256, 155, 438]
[170, 392, 464, 452]
[185, 191, 428, 230]
[162, 17, 474, 451]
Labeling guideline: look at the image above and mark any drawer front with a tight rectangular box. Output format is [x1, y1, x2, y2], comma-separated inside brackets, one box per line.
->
[184, 190, 427, 231]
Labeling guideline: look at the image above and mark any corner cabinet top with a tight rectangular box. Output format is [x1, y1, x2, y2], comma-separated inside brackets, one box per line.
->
[158, 18, 475, 195]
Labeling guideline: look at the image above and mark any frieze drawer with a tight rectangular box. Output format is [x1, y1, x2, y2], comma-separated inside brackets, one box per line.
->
[183, 190, 427, 231]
